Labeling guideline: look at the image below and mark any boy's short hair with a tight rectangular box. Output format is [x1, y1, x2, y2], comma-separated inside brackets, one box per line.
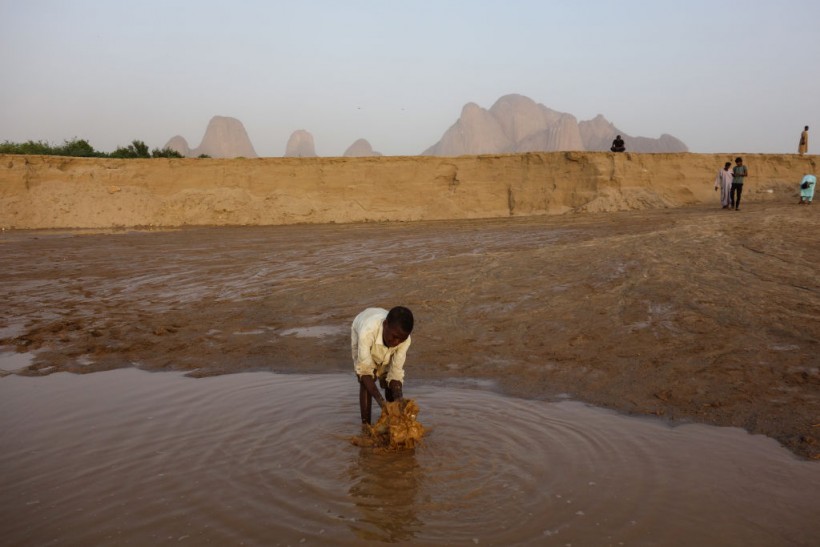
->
[387, 306, 414, 334]
[735, 157, 743, 163]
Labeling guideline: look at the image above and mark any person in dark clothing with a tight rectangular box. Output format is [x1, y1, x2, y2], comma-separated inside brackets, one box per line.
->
[610, 135, 626, 152]
[730, 157, 748, 210]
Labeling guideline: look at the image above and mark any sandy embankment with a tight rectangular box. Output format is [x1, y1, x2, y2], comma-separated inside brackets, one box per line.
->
[1, 152, 816, 229]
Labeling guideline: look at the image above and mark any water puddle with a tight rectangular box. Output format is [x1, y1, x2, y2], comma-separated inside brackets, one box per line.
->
[231, 329, 267, 336]
[0, 322, 26, 339]
[279, 325, 347, 338]
[0, 351, 34, 373]
[0, 369, 817, 546]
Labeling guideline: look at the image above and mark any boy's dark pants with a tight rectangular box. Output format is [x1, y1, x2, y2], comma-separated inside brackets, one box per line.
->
[730, 183, 743, 208]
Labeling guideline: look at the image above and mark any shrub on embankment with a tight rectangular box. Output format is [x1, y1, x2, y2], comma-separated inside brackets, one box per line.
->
[0, 138, 182, 159]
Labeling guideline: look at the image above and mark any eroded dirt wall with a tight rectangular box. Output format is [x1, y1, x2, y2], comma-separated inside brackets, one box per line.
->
[1, 152, 815, 229]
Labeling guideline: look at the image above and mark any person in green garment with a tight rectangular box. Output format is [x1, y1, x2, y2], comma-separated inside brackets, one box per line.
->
[798, 174, 816, 204]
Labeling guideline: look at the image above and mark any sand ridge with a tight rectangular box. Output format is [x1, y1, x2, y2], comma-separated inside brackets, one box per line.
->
[1, 152, 816, 229]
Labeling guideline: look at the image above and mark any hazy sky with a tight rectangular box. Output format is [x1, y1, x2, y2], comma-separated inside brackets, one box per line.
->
[1, 0, 818, 156]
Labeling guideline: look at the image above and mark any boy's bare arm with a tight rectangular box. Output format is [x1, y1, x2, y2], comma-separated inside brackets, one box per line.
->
[360, 375, 385, 407]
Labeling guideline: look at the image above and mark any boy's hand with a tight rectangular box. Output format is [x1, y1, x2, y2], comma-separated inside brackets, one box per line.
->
[388, 380, 404, 402]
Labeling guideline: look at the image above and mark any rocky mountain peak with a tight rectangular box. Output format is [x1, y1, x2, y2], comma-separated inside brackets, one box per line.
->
[165, 116, 257, 158]
[164, 135, 191, 157]
[285, 130, 317, 157]
[344, 138, 381, 157]
[424, 94, 688, 155]
[195, 116, 257, 158]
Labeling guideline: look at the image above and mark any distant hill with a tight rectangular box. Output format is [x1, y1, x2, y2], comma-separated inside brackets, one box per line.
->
[164, 96, 687, 158]
[344, 138, 382, 157]
[165, 116, 257, 158]
[578, 114, 688, 153]
[164, 135, 191, 157]
[284, 130, 317, 157]
[423, 94, 688, 155]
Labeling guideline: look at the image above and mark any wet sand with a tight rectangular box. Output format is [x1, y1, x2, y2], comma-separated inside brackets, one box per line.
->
[1, 203, 818, 458]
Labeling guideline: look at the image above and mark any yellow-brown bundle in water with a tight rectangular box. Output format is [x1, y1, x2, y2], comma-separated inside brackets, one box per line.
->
[356, 399, 425, 450]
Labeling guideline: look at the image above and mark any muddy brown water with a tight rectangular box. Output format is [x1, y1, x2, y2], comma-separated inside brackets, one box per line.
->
[1, 369, 818, 546]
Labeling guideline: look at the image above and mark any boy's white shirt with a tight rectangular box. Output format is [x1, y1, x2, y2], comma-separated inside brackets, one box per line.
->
[351, 307, 411, 383]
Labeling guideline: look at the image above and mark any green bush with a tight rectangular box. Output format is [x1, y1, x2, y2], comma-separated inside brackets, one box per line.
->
[0, 139, 58, 155]
[110, 140, 151, 159]
[151, 147, 184, 158]
[0, 138, 103, 156]
[0, 138, 185, 159]
[60, 138, 98, 157]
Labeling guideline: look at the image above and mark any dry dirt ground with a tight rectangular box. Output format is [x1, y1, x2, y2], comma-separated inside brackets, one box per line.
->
[1, 203, 818, 458]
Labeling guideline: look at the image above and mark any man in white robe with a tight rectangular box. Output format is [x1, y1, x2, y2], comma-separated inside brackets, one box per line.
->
[714, 161, 733, 208]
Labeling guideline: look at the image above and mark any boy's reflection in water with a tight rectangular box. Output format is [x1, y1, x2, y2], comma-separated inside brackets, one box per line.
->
[347, 448, 423, 542]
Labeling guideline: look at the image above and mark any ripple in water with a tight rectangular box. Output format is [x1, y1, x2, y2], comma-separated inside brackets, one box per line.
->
[1, 369, 818, 546]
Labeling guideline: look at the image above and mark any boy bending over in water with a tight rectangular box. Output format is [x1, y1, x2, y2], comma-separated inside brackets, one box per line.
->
[351, 306, 414, 425]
